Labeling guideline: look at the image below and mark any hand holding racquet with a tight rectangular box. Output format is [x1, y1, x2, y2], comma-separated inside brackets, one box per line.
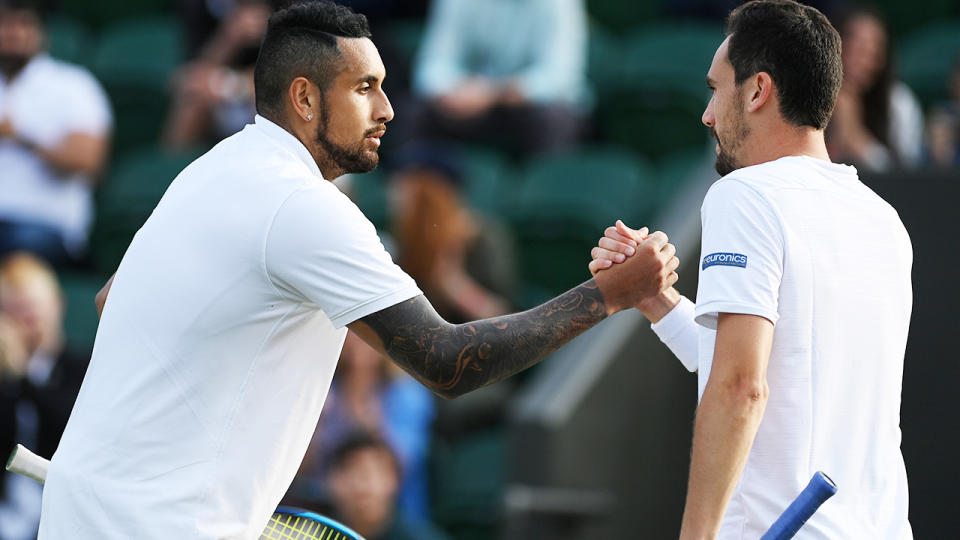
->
[6, 444, 365, 540]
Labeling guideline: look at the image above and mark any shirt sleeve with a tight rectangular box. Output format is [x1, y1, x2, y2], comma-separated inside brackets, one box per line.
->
[515, 0, 587, 104]
[694, 178, 784, 329]
[61, 68, 113, 138]
[649, 295, 699, 372]
[412, 0, 467, 97]
[265, 185, 422, 329]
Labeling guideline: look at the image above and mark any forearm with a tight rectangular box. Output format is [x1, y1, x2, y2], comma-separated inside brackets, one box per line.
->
[680, 383, 768, 539]
[361, 279, 607, 399]
[25, 133, 108, 179]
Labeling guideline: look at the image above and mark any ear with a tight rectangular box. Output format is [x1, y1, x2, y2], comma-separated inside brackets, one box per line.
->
[745, 71, 774, 113]
[288, 76, 320, 123]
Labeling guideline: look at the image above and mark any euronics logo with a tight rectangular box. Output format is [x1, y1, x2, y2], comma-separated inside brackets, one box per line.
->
[702, 252, 748, 270]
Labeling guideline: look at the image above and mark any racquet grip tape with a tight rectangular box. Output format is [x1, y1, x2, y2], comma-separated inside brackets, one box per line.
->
[761, 471, 837, 540]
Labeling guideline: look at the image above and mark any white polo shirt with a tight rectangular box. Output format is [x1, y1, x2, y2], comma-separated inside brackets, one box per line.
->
[652, 156, 913, 539]
[38, 116, 421, 539]
[0, 54, 112, 252]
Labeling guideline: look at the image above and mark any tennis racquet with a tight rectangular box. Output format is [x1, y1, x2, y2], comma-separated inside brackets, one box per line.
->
[6, 444, 365, 540]
[761, 471, 837, 540]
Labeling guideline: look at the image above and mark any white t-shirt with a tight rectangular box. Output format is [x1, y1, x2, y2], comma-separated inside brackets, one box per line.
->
[0, 54, 112, 252]
[652, 156, 913, 539]
[38, 116, 421, 539]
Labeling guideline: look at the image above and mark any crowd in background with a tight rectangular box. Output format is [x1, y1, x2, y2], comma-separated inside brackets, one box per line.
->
[1, 0, 959, 538]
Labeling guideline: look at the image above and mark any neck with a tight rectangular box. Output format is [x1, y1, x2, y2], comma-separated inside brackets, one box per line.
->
[743, 124, 831, 166]
[268, 112, 343, 180]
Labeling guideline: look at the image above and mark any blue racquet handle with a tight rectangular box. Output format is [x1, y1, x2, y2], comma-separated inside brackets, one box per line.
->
[760, 471, 837, 540]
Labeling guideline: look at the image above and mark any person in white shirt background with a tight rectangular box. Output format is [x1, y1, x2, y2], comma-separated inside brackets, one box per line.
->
[0, 0, 112, 266]
[590, 0, 913, 538]
[38, 2, 679, 538]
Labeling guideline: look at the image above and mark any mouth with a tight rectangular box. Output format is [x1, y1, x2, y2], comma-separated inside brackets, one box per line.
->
[365, 128, 386, 148]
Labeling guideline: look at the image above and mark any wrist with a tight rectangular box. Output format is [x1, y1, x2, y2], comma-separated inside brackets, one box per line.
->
[637, 287, 681, 322]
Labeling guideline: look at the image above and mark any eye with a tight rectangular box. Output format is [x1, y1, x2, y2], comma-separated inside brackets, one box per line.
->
[359, 85, 371, 94]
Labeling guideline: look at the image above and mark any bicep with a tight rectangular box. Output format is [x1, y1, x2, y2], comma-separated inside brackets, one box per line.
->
[711, 313, 774, 385]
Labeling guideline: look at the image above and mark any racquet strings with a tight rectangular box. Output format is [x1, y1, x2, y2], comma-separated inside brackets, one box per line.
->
[260, 510, 358, 540]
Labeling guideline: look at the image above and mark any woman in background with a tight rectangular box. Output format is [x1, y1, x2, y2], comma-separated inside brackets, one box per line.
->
[827, 6, 925, 172]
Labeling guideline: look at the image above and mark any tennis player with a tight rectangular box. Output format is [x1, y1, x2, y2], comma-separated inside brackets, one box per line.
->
[591, 1, 912, 538]
[36, 2, 678, 539]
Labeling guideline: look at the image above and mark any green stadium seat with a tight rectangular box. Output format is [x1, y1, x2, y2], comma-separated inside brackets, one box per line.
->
[586, 0, 665, 34]
[56, 0, 171, 30]
[655, 148, 710, 205]
[91, 146, 202, 272]
[344, 170, 389, 231]
[867, 0, 957, 38]
[461, 146, 512, 216]
[45, 17, 91, 66]
[59, 271, 108, 352]
[507, 147, 656, 299]
[593, 22, 722, 158]
[898, 21, 960, 108]
[91, 17, 185, 151]
[380, 18, 426, 71]
[586, 23, 623, 99]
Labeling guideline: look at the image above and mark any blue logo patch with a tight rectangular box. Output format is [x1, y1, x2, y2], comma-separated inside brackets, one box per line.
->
[702, 252, 748, 270]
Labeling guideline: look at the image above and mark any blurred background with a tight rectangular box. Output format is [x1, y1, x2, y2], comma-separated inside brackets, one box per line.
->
[0, 0, 958, 538]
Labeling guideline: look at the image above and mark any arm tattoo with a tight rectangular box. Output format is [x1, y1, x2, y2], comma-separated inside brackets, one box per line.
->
[359, 279, 608, 399]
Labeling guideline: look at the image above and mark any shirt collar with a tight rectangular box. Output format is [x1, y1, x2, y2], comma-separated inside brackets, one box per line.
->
[253, 114, 325, 180]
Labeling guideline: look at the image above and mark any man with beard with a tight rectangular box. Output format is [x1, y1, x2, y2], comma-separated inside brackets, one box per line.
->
[37, 2, 679, 538]
[0, 0, 112, 266]
[590, 1, 913, 538]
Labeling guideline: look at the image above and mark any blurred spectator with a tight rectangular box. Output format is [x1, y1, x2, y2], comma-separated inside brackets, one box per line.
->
[409, 0, 588, 156]
[389, 143, 515, 323]
[928, 56, 960, 167]
[296, 331, 435, 522]
[0, 252, 89, 539]
[164, 0, 274, 148]
[327, 430, 450, 540]
[0, 0, 112, 267]
[826, 6, 925, 172]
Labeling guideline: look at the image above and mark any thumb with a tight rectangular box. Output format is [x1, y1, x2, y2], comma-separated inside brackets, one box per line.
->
[616, 220, 647, 243]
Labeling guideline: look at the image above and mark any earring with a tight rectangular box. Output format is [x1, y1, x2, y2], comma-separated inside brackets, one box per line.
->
[307, 114, 313, 120]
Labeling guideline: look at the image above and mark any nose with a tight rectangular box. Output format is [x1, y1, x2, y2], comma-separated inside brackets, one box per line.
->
[376, 88, 394, 124]
[702, 96, 715, 128]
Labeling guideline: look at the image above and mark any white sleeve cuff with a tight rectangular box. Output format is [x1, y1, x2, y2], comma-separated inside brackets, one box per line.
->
[649, 296, 699, 372]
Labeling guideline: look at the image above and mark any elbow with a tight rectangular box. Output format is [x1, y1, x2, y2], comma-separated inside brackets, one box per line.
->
[428, 383, 468, 401]
[721, 376, 769, 410]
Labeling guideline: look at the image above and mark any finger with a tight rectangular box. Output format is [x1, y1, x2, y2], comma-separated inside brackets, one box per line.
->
[667, 255, 680, 272]
[616, 220, 647, 243]
[599, 237, 635, 256]
[592, 246, 626, 263]
[604, 226, 637, 248]
[666, 271, 679, 287]
[589, 259, 613, 275]
[643, 230, 669, 250]
[659, 242, 676, 259]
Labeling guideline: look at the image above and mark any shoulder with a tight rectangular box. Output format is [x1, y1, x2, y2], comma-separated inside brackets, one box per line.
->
[37, 56, 106, 96]
[702, 173, 775, 214]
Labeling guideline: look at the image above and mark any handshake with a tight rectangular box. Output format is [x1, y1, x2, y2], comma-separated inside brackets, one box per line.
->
[589, 220, 681, 320]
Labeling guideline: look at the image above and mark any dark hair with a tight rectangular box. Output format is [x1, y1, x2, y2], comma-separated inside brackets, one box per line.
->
[253, 0, 371, 119]
[0, 0, 48, 22]
[829, 6, 894, 150]
[726, 0, 842, 130]
[329, 430, 399, 476]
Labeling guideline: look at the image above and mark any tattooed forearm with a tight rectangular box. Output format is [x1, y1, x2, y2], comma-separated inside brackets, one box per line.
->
[358, 279, 608, 399]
